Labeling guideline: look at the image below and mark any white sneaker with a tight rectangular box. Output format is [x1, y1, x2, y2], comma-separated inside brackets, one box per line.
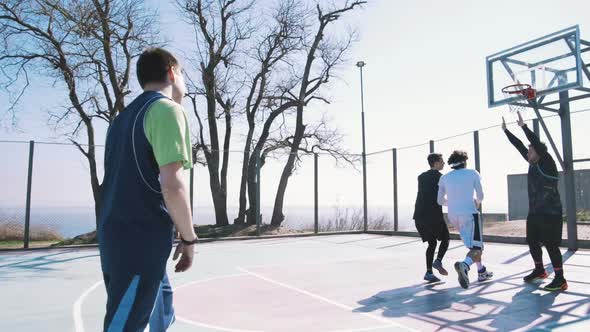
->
[478, 268, 494, 282]
[454, 261, 470, 289]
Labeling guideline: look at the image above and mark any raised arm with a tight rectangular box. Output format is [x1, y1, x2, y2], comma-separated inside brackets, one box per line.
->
[502, 116, 528, 161]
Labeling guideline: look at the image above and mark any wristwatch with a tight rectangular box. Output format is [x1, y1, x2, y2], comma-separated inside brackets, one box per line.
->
[180, 237, 199, 245]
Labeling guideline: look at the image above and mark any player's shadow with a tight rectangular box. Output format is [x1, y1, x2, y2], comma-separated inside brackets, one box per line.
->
[354, 269, 585, 332]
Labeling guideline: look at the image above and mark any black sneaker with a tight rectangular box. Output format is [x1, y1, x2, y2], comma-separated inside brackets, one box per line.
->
[543, 277, 568, 292]
[432, 259, 448, 276]
[523, 268, 548, 282]
[424, 272, 441, 283]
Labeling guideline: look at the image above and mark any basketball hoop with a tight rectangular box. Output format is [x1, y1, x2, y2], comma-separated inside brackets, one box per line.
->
[502, 83, 536, 113]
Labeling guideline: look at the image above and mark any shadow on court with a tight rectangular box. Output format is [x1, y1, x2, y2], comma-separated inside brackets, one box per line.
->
[0, 250, 99, 276]
[356, 266, 590, 332]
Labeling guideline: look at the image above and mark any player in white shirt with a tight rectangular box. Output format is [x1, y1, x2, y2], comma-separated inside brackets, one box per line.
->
[438, 150, 493, 289]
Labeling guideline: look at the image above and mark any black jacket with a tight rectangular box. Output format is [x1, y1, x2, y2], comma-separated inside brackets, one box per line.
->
[504, 125, 563, 216]
[413, 169, 444, 222]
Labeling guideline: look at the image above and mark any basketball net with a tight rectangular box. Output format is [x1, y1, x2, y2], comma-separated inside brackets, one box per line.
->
[502, 82, 537, 113]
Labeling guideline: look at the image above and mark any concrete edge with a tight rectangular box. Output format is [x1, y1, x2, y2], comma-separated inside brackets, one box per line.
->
[365, 230, 590, 250]
[0, 230, 365, 252]
[3, 230, 588, 252]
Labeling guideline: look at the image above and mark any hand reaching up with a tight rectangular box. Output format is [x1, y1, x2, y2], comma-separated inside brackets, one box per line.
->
[517, 111, 525, 127]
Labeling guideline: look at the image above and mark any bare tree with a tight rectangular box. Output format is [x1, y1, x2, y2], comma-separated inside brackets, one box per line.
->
[178, 0, 254, 226]
[179, 0, 364, 227]
[0, 0, 159, 225]
[269, 1, 365, 226]
[233, 0, 303, 225]
[266, 115, 358, 164]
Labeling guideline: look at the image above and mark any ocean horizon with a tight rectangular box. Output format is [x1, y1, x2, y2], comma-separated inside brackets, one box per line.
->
[1, 204, 422, 238]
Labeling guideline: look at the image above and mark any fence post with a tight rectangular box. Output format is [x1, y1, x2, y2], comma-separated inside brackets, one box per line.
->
[255, 150, 261, 237]
[429, 140, 435, 153]
[474, 131, 481, 174]
[474, 131, 483, 216]
[189, 167, 194, 216]
[392, 148, 398, 232]
[314, 153, 319, 234]
[362, 153, 368, 233]
[24, 140, 35, 249]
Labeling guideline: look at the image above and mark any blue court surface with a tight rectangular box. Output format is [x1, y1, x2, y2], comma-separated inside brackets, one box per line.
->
[1, 234, 589, 332]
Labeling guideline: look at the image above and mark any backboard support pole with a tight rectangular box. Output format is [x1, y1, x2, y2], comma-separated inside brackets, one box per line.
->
[531, 105, 565, 170]
[558, 87, 578, 250]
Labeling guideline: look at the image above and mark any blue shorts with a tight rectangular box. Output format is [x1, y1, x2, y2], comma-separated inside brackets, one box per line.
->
[102, 272, 175, 332]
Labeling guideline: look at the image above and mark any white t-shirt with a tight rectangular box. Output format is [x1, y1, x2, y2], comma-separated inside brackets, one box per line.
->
[437, 168, 484, 215]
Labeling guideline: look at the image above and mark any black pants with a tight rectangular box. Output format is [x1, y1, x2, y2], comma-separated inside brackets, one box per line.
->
[426, 239, 449, 272]
[526, 214, 564, 275]
[528, 241, 563, 270]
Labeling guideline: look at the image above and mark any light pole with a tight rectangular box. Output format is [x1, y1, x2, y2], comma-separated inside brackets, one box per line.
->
[357, 61, 368, 232]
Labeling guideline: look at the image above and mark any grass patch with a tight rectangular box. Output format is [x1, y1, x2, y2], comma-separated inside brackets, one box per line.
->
[51, 223, 306, 247]
[1, 210, 65, 249]
[52, 231, 97, 247]
[0, 222, 63, 242]
[0, 240, 59, 249]
[302, 207, 393, 232]
[563, 210, 590, 223]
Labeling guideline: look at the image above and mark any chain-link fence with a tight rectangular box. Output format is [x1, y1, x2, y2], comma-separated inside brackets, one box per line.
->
[0, 141, 103, 248]
[2, 109, 590, 249]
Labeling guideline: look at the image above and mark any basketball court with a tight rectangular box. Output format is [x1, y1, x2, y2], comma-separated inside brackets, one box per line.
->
[2, 12, 590, 332]
[1, 234, 589, 332]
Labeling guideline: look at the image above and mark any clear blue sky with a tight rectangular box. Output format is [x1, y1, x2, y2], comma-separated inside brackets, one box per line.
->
[2, 0, 590, 222]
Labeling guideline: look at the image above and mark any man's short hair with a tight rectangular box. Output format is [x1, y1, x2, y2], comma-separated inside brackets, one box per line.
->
[427, 153, 443, 167]
[448, 150, 468, 169]
[529, 142, 548, 155]
[136, 48, 179, 88]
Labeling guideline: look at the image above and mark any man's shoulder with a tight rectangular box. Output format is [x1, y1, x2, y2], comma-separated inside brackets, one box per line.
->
[145, 99, 187, 128]
[441, 168, 477, 179]
[149, 98, 184, 114]
[419, 169, 440, 179]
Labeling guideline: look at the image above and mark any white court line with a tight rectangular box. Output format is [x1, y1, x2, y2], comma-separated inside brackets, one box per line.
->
[172, 273, 248, 291]
[72, 274, 248, 332]
[74, 270, 417, 332]
[175, 316, 263, 332]
[73, 280, 103, 332]
[173, 273, 263, 332]
[328, 324, 410, 332]
[240, 254, 392, 270]
[237, 267, 419, 332]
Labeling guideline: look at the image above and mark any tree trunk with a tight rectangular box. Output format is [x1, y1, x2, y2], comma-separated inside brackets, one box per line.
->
[205, 152, 230, 226]
[235, 123, 254, 224]
[244, 108, 287, 225]
[203, 69, 229, 226]
[271, 122, 305, 226]
[220, 108, 232, 223]
[245, 151, 259, 225]
[211, 182, 230, 226]
[85, 123, 102, 229]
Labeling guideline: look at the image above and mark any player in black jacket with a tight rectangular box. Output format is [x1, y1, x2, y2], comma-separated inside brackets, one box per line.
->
[503, 112, 567, 291]
[413, 153, 450, 283]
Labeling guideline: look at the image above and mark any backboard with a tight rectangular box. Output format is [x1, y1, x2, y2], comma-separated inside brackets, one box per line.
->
[486, 25, 586, 109]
